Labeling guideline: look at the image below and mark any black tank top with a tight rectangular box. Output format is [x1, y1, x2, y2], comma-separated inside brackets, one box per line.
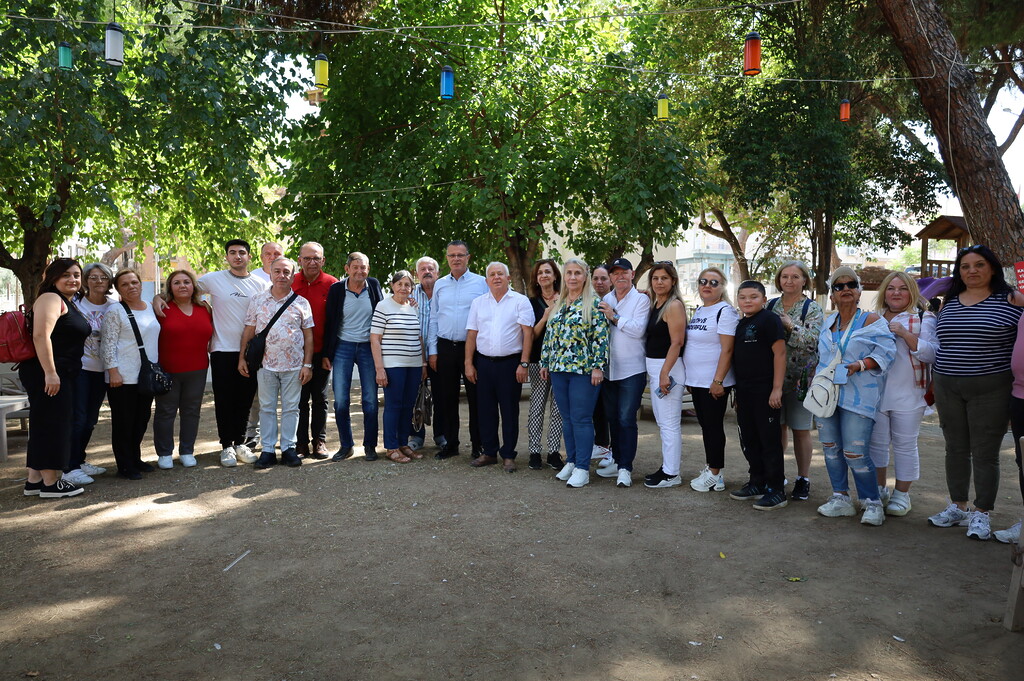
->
[35, 293, 90, 372]
[645, 302, 671, 359]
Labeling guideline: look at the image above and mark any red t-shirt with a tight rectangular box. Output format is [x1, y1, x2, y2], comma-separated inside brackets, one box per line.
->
[158, 303, 214, 373]
[292, 270, 338, 353]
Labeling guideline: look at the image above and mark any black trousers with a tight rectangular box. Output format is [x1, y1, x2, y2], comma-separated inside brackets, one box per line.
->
[18, 359, 78, 471]
[474, 353, 523, 459]
[210, 351, 258, 448]
[298, 351, 330, 445]
[691, 385, 733, 469]
[1011, 396, 1024, 506]
[107, 384, 154, 475]
[593, 384, 610, 448]
[436, 338, 479, 452]
[735, 385, 784, 490]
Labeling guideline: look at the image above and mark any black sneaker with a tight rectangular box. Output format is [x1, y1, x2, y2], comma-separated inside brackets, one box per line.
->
[23, 480, 43, 496]
[331, 447, 354, 462]
[255, 451, 278, 469]
[39, 478, 84, 498]
[644, 469, 682, 488]
[137, 461, 156, 473]
[753, 488, 789, 510]
[546, 452, 564, 470]
[791, 477, 810, 501]
[281, 448, 302, 468]
[528, 453, 543, 470]
[728, 482, 765, 500]
[435, 446, 459, 460]
[364, 449, 379, 462]
[644, 467, 665, 483]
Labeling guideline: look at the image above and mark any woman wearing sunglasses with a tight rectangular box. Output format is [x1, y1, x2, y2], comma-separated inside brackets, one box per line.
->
[815, 267, 896, 526]
[683, 267, 739, 492]
[927, 245, 1024, 541]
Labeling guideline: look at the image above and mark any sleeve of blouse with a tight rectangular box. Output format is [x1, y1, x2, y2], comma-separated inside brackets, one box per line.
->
[866, 321, 897, 373]
[911, 312, 938, 364]
[101, 307, 122, 370]
[591, 302, 610, 369]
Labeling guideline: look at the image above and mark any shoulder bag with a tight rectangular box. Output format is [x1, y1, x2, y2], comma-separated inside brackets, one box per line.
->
[244, 292, 299, 371]
[122, 303, 172, 397]
[802, 310, 860, 419]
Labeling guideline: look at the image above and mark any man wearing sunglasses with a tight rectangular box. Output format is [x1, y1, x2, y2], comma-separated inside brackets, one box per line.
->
[596, 258, 651, 488]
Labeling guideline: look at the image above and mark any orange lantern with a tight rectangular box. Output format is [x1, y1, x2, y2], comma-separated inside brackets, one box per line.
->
[839, 99, 851, 122]
[743, 32, 761, 76]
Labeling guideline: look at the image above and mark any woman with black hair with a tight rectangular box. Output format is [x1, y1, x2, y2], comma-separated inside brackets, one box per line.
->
[20, 258, 91, 499]
[927, 245, 1024, 541]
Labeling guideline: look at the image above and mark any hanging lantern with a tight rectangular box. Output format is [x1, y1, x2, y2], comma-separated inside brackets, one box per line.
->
[743, 31, 761, 76]
[656, 93, 669, 122]
[58, 41, 73, 71]
[314, 53, 329, 89]
[104, 22, 124, 67]
[440, 65, 454, 100]
[839, 99, 851, 122]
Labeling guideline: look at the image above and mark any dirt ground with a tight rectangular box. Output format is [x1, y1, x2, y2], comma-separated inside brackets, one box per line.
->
[1, 391, 1022, 681]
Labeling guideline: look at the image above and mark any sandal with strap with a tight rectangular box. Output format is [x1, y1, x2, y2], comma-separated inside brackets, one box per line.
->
[399, 445, 422, 460]
[386, 449, 412, 463]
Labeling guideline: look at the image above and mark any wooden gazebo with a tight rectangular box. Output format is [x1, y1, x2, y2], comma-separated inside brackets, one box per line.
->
[915, 216, 972, 277]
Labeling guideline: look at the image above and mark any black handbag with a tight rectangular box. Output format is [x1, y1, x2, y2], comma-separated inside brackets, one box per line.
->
[121, 302, 172, 397]
[244, 292, 299, 370]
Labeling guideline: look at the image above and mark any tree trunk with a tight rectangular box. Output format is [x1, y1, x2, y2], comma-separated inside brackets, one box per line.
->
[0, 216, 55, 307]
[876, 0, 1024, 263]
[811, 210, 834, 296]
[698, 208, 751, 282]
[500, 210, 542, 295]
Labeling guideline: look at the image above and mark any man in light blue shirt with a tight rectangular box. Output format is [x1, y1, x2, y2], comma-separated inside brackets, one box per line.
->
[427, 240, 488, 459]
[409, 256, 446, 452]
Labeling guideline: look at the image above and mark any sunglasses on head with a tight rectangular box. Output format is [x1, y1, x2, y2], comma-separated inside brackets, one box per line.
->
[831, 281, 859, 291]
[958, 244, 983, 255]
[698, 278, 721, 287]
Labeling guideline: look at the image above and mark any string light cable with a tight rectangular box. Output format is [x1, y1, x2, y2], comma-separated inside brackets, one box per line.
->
[296, 175, 484, 196]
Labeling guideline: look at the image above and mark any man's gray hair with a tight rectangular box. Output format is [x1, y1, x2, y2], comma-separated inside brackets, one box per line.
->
[270, 256, 297, 273]
[415, 256, 439, 270]
[299, 241, 325, 255]
[347, 251, 369, 265]
[486, 261, 509, 276]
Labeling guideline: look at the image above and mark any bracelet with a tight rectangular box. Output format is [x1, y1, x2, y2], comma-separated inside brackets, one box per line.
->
[857, 359, 866, 372]
[712, 379, 723, 385]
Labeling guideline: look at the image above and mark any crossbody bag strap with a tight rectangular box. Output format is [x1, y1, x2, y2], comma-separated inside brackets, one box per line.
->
[258, 292, 299, 338]
[836, 309, 861, 360]
[120, 301, 151, 363]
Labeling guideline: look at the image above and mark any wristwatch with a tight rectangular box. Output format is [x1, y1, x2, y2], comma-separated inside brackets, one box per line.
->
[520, 362, 529, 368]
[302, 363, 312, 368]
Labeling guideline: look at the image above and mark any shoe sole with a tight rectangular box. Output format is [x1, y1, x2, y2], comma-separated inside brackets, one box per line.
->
[861, 517, 884, 526]
[220, 460, 237, 467]
[927, 518, 968, 528]
[40, 489, 85, 498]
[729, 493, 763, 500]
[885, 506, 911, 517]
[753, 500, 788, 511]
[617, 482, 631, 488]
[644, 480, 682, 488]
[966, 531, 991, 541]
[690, 481, 725, 492]
[23, 490, 41, 496]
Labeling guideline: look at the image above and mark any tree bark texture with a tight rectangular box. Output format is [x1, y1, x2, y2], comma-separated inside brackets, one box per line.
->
[876, 0, 1024, 264]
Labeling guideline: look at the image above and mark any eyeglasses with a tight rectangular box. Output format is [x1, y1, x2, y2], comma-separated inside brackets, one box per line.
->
[299, 256, 323, 262]
[958, 245, 983, 255]
[698, 278, 721, 287]
[446, 252, 469, 259]
[87, 275, 109, 282]
[831, 281, 860, 291]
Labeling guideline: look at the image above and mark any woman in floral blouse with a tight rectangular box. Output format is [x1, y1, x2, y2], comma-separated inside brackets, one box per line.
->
[539, 258, 609, 489]
[767, 261, 823, 501]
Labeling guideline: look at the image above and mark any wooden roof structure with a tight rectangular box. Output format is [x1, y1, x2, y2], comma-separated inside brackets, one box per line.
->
[914, 216, 972, 278]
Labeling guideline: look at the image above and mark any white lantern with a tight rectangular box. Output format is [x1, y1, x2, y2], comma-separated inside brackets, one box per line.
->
[105, 22, 124, 67]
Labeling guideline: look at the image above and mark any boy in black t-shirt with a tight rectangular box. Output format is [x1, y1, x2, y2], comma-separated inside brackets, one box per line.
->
[728, 280, 789, 510]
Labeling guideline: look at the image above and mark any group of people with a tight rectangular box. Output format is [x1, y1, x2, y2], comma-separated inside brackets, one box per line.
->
[16, 240, 1024, 544]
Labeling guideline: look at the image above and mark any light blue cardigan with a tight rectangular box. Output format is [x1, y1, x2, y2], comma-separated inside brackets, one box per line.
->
[815, 312, 897, 419]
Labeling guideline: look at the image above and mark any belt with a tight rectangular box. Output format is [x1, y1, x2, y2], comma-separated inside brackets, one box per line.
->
[438, 337, 466, 346]
[474, 352, 520, 362]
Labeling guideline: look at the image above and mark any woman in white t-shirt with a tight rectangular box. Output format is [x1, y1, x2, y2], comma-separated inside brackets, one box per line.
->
[682, 267, 739, 493]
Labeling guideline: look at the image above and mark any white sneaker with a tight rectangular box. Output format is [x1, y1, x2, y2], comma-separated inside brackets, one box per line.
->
[234, 444, 258, 464]
[994, 520, 1022, 544]
[555, 463, 575, 481]
[157, 455, 174, 470]
[566, 469, 590, 488]
[690, 465, 725, 492]
[966, 510, 991, 540]
[598, 449, 615, 468]
[220, 447, 238, 467]
[616, 470, 632, 488]
[817, 493, 856, 517]
[927, 502, 970, 528]
[878, 485, 891, 507]
[885, 490, 911, 516]
[80, 462, 107, 476]
[180, 454, 197, 468]
[596, 462, 619, 478]
[591, 444, 607, 458]
[861, 500, 885, 526]
[62, 469, 94, 485]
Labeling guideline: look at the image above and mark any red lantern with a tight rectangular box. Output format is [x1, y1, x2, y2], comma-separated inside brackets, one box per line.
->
[839, 99, 851, 122]
[743, 32, 761, 76]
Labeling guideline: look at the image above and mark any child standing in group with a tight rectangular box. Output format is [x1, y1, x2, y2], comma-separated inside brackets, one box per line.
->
[729, 280, 789, 510]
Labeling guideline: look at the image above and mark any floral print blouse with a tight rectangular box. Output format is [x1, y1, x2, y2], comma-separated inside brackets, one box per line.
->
[769, 296, 823, 396]
[540, 296, 609, 374]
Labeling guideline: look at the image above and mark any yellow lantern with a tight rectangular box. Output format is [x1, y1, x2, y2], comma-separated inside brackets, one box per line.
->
[314, 53, 329, 89]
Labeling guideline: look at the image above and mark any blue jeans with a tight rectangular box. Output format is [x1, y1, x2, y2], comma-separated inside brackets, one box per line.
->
[70, 369, 107, 471]
[817, 408, 879, 501]
[549, 372, 601, 469]
[383, 366, 421, 450]
[258, 369, 302, 452]
[602, 371, 646, 471]
[332, 341, 379, 449]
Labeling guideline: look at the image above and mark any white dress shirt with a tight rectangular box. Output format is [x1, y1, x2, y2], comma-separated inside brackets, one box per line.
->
[602, 287, 650, 380]
[467, 290, 533, 358]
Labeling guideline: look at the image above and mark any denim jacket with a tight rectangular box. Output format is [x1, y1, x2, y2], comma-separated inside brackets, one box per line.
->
[815, 312, 897, 419]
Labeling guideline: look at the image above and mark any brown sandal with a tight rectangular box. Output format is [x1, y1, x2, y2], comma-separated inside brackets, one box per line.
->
[400, 445, 422, 460]
[386, 449, 412, 463]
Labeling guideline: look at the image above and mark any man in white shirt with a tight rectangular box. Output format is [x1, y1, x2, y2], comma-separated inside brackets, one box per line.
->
[409, 256, 446, 452]
[465, 262, 533, 473]
[239, 257, 314, 469]
[595, 258, 651, 487]
[250, 241, 284, 284]
[196, 239, 270, 467]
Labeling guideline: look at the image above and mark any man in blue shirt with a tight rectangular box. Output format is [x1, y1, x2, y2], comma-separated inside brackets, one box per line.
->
[427, 241, 488, 459]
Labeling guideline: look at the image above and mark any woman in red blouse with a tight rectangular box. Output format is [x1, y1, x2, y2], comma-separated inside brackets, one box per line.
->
[153, 270, 214, 468]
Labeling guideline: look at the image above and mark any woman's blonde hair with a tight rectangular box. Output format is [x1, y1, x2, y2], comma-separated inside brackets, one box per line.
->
[875, 271, 928, 314]
[551, 258, 594, 325]
[697, 266, 731, 304]
[774, 260, 813, 291]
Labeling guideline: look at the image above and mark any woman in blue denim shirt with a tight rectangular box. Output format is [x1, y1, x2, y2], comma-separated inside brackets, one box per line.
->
[814, 267, 897, 526]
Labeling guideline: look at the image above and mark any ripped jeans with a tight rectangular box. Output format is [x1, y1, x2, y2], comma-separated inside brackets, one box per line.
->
[817, 408, 879, 501]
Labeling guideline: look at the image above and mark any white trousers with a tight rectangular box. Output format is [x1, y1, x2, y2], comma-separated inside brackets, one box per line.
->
[867, 407, 924, 481]
[645, 357, 686, 476]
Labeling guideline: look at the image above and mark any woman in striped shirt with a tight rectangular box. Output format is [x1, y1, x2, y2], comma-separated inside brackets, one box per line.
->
[927, 245, 1024, 540]
[371, 270, 426, 464]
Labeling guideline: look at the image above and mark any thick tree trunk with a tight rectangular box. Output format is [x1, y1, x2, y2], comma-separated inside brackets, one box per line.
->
[876, 0, 1024, 263]
[0, 217, 55, 307]
[500, 210, 541, 295]
[698, 208, 752, 283]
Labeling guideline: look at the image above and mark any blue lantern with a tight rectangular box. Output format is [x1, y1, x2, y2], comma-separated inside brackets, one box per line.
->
[440, 66, 454, 100]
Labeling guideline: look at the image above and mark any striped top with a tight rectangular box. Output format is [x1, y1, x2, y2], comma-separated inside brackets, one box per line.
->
[370, 296, 423, 368]
[934, 292, 1024, 376]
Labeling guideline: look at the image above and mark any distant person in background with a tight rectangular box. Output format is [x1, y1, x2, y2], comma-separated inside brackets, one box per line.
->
[409, 256, 446, 452]
[153, 270, 214, 469]
[590, 264, 613, 469]
[526, 258, 563, 471]
[66, 262, 114, 485]
[20, 258, 90, 499]
[1001, 311, 1024, 544]
[251, 242, 285, 284]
